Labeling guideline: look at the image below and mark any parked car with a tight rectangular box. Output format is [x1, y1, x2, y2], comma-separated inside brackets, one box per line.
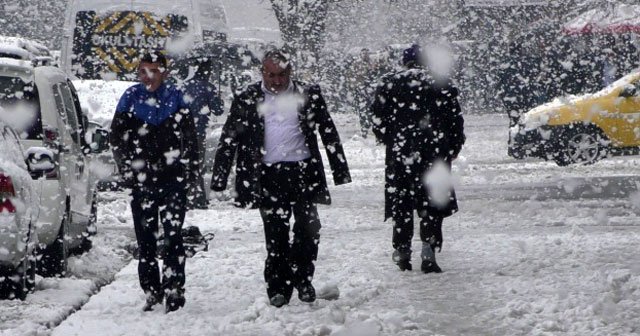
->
[0, 58, 109, 279]
[510, 69, 640, 165]
[0, 121, 55, 300]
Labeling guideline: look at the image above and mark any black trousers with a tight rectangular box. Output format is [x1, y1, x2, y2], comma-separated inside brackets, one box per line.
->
[131, 184, 187, 298]
[259, 160, 321, 300]
[187, 131, 208, 208]
[391, 161, 444, 255]
[392, 205, 443, 254]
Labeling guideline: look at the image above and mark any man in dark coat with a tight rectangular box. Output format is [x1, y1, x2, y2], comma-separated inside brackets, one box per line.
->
[371, 44, 465, 273]
[182, 57, 224, 209]
[210, 49, 351, 307]
[349, 48, 377, 138]
[110, 52, 199, 313]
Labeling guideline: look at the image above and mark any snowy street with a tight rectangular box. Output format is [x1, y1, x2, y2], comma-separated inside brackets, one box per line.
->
[2, 113, 639, 336]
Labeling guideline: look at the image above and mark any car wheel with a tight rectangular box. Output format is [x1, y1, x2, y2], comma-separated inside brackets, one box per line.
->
[550, 124, 609, 166]
[71, 192, 97, 255]
[87, 192, 98, 237]
[37, 198, 70, 278]
[0, 252, 35, 300]
[507, 143, 526, 159]
[25, 255, 36, 293]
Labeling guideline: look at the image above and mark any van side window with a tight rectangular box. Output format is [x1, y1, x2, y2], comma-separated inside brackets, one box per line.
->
[66, 79, 87, 145]
[53, 82, 82, 148]
[0, 75, 42, 140]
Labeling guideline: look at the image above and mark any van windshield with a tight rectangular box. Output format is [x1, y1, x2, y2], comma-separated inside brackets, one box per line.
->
[0, 76, 42, 140]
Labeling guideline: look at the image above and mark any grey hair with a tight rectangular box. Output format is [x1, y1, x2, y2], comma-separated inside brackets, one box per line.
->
[262, 48, 291, 71]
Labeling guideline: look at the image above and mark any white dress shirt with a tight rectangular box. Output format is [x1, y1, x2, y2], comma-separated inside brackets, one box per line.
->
[260, 82, 311, 164]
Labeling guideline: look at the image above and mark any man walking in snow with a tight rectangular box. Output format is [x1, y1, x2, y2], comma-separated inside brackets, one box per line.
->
[371, 44, 465, 273]
[210, 49, 351, 307]
[349, 48, 377, 138]
[182, 56, 224, 209]
[110, 52, 199, 313]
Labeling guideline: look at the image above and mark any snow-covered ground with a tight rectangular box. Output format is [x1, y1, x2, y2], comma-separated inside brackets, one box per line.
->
[2, 112, 639, 336]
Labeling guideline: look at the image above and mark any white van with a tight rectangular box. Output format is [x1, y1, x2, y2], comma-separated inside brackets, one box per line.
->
[0, 58, 109, 277]
[60, 0, 230, 81]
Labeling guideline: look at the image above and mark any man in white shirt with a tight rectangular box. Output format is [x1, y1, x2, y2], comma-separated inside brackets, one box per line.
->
[211, 49, 351, 307]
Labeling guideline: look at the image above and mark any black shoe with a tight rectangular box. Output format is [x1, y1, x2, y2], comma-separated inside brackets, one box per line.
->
[297, 284, 316, 303]
[397, 259, 413, 271]
[421, 260, 442, 274]
[165, 292, 185, 313]
[142, 293, 163, 312]
[269, 294, 288, 308]
[392, 250, 412, 271]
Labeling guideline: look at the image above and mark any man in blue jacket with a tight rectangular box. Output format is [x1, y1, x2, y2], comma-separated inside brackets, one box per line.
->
[110, 52, 199, 313]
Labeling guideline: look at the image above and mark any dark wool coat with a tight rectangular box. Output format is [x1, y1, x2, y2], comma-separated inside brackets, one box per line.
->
[371, 67, 465, 220]
[210, 81, 352, 208]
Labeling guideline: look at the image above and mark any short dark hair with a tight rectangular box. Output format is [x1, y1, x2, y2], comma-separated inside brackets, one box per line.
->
[402, 44, 421, 68]
[139, 52, 168, 68]
[262, 48, 291, 70]
[193, 57, 213, 79]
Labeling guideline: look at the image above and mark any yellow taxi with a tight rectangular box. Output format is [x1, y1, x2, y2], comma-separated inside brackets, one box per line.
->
[510, 70, 640, 165]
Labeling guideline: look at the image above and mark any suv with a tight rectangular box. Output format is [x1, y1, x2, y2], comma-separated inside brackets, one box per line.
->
[0, 122, 54, 300]
[0, 58, 109, 278]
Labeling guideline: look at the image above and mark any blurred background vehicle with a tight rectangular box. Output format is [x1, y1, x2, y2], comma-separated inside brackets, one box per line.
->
[510, 69, 640, 166]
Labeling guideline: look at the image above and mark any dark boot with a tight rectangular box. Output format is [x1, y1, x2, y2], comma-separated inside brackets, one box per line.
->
[269, 294, 289, 308]
[165, 290, 185, 313]
[142, 292, 163, 312]
[297, 283, 316, 303]
[392, 250, 412, 271]
[421, 242, 442, 274]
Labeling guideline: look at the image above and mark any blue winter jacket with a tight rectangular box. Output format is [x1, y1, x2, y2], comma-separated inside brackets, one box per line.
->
[110, 82, 199, 187]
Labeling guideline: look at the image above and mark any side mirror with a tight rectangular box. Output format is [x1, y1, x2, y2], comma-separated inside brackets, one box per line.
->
[24, 147, 56, 178]
[619, 85, 637, 98]
[88, 128, 110, 154]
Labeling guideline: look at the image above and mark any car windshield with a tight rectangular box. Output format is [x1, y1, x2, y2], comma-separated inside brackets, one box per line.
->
[593, 68, 640, 98]
[0, 75, 42, 139]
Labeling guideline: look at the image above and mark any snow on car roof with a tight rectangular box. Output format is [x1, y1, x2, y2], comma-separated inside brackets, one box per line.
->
[0, 36, 51, 56]
[0, 44, 31, 60]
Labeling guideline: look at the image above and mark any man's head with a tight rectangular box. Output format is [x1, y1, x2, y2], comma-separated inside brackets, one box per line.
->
[193, 57, 213, 80]
[402, 44, 422, 68]
[360, 48, 370, 62]
[261, 49, 291, 94]
[138, 52, 168, 92]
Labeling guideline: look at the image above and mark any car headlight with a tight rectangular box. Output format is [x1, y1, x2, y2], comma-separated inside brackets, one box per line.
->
[522, 111, 553, 131]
